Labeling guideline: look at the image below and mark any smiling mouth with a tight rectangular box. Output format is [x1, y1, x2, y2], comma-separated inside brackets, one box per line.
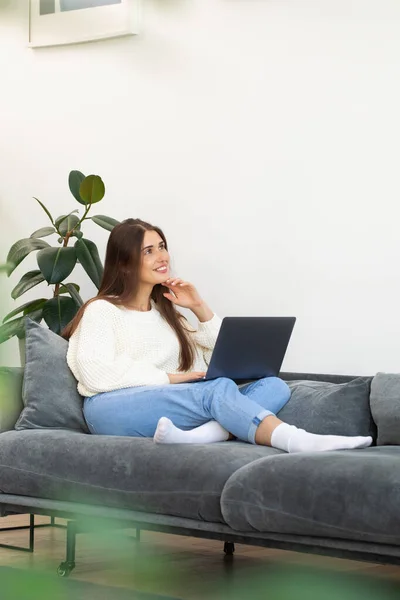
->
[154, 266, 168, 273]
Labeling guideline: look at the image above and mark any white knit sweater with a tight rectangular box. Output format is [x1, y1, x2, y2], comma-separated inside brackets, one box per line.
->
[67, 298, 222, 397]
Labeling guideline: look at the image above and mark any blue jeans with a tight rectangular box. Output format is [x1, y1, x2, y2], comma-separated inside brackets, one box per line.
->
[83, 377, 291, 444]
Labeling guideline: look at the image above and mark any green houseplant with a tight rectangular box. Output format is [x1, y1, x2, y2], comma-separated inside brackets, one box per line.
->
[0, 170, 119, 344]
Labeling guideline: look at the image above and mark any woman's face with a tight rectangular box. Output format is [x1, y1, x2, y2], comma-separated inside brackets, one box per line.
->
[139, 230, 170, 285]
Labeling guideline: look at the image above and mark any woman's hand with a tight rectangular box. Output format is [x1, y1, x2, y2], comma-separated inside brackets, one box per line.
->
[162, 278, 203, 310]
[162, 277, 214, 322]
[168, 371, 206, 384]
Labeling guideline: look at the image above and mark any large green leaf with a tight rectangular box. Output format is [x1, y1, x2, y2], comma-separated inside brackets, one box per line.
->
[68, 170, 86, 205]
[42, 296, 77, 335]
[55, 213, 80, 237]
[0, 316, 25, 343]
[6, 238, 51, 276]
[91, 215, 120, 232]
[79, 175, 105, 205]
[37, 247, 77, 284]
[59, 282, 84, 307]
[3, 298, 47, 323]
[0, 309, 43, 343]
[74, 238, 103, 289]
[30, 226, 56, 239]
[11, 270, 46, 300]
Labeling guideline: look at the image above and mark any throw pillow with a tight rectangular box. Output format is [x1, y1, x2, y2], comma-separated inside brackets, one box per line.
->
[277, 377, 376, 439]
[370, 373, 400, 445]
[15, 318, 89, 433]
[0, 367, 24, 432]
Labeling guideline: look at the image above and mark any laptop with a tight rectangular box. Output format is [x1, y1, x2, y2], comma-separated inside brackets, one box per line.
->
[183, 316, 296, 384]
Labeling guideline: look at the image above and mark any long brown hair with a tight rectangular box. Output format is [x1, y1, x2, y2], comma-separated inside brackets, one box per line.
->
[61, 218, 196, 372]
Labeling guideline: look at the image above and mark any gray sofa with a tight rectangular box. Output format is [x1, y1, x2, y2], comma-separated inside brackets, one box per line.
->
[0, 318, 400, 576]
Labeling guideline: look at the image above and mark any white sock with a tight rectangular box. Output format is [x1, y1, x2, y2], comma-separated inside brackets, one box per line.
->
[270, 423, 373, 454]
[154, 417, 230, 444]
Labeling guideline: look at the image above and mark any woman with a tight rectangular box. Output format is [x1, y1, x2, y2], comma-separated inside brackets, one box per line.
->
[63, 219, 372, 453]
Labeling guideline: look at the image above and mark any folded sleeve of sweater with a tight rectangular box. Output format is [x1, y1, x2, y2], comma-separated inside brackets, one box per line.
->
[73, 301, 170, 393]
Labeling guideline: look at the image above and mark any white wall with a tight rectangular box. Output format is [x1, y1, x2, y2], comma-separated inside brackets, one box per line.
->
[1, 0, 400, 374]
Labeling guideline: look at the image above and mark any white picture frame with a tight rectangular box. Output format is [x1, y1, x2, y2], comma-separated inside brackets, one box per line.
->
[28, 0, 140, 48]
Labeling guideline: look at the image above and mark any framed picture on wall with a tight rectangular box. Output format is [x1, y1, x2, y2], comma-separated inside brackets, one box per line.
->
[28, 0, 140, 48]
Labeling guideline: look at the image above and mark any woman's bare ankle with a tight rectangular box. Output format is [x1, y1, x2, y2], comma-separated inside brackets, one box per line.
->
[254, 415, 283, 446]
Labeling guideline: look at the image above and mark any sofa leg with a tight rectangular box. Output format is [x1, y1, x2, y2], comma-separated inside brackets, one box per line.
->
[56, 521, 140, 576]
[224, 542, 235, 556]
[0, 513, 66, 555]
[57, 520, 76, 577]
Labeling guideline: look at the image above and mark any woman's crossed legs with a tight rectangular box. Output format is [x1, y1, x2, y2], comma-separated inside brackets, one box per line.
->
[84, 377, 372, 453]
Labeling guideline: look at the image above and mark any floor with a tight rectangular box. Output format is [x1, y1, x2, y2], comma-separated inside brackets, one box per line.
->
[0, 514, 400, 599]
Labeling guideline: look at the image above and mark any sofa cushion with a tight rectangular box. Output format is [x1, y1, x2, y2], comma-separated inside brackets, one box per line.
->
[15, 319, 88, 433]
[370, 373, 400, 445]
[276, 377, 376, 439]
[0, 367, 24, 432]
[0, 430, 282, 523]
[221, 446, 400, 545]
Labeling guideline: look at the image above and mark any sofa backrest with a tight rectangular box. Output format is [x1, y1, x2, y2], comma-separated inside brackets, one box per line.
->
[280, 371, 361, 384]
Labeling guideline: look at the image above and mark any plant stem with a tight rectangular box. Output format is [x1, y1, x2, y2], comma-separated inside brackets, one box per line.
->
[53, 231, 73, 298]
[53, 202, 92, 298]
[75, 202, 92, 230]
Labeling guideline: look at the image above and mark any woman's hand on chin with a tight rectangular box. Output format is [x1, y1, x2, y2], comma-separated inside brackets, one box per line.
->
[162, 278, 203, 309]
[162, 278, 214, 322]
